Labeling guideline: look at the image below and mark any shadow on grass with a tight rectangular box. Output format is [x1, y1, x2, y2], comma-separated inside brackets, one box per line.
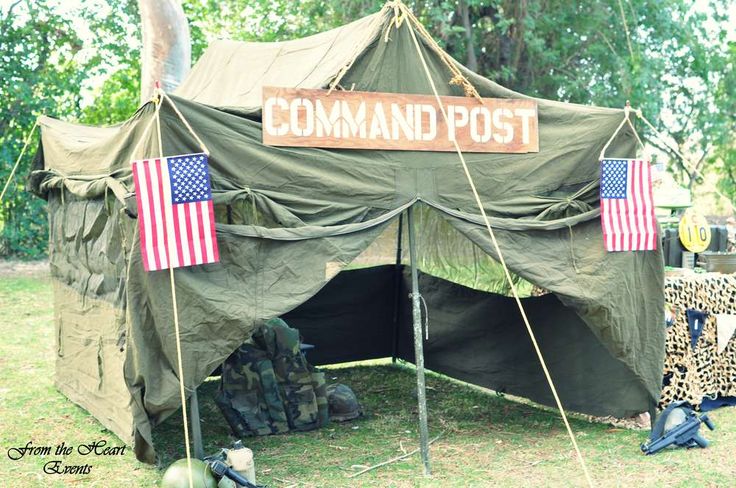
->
[152, 362, 614, 484]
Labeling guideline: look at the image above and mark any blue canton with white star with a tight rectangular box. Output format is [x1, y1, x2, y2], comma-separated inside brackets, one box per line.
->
[168, 154, 213, 204]
[600, 159, 628, 199]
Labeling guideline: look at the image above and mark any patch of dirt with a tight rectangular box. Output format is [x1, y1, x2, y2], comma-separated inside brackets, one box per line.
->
[0, 259, 50, 277]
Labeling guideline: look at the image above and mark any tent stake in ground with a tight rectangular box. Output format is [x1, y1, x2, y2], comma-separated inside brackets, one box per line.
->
[407, 206, 431, 475]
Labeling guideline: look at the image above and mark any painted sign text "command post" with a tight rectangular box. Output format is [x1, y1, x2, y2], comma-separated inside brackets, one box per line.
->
[262, 87, 538, 153]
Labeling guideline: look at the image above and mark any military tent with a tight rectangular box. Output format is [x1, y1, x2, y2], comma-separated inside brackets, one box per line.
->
[29, 5, 664, 463]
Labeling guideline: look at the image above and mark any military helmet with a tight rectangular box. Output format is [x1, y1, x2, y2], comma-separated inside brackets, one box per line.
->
[161, 459, 218, 488]
[327, 383, 363, 422]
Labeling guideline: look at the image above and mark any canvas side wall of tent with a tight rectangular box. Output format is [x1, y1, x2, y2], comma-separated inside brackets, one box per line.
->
[29, 7, 665, 463]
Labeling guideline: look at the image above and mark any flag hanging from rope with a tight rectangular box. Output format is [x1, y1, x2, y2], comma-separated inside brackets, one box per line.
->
[599, 158, 657, 252]
[132, 153, 219, 271]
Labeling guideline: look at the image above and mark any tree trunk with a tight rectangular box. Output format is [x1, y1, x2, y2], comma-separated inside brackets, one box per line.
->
[138, 0, 191, 104]
[459, 0, 478, 72]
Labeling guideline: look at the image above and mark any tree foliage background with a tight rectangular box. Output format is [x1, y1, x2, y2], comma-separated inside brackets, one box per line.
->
[1, 0, 734, 258]
[0, 0, 139, 257]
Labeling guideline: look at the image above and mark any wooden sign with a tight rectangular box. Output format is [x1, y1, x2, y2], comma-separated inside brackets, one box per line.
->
[262, 87, 538, 153]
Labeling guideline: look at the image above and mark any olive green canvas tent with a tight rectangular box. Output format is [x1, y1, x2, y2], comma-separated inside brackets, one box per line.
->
[30, 7, 664, 463]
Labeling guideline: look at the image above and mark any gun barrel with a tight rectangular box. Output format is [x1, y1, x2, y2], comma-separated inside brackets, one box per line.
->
[642, 434, 677, 455]
[701, 414, 715, 431]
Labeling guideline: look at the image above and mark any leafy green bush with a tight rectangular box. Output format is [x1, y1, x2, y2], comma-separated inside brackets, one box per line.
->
[0, 1, 139, 258]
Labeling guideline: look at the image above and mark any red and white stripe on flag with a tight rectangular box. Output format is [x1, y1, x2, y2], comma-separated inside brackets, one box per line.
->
[131, 153, 220, 271]
[599, 158, 658, 252]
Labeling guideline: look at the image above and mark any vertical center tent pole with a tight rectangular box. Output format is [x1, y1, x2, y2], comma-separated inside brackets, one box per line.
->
[407, 206, 431, 476]
[391, 213, 404, 363]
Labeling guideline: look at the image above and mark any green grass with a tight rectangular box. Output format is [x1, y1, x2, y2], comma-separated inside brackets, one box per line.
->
[2, 269, 736, 487]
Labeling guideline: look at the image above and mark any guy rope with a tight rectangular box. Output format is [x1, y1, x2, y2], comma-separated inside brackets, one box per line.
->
[147, 85, 211, 488]
[384, 1, 595, 485]
[146, 87, 193, 488]
[0, 119, 39, 204]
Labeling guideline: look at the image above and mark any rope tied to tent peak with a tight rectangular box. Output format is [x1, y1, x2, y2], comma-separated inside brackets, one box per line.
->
[328, 0, 482, 102]
[389, 1, 482, 101]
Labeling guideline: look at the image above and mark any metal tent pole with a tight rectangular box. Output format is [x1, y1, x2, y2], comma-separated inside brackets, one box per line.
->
[407, 206, 431, 475]
[189, 387, 204, 459]
[391, 213, 404, 363]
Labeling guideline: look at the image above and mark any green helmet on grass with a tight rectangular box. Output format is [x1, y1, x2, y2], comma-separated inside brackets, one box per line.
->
[327, 383, 363, 422]
[161, 459, 218, 488]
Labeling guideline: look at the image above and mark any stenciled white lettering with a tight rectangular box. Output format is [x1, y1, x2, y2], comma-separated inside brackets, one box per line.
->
[290, 98, 314, 137]
[369, 102, 390, 140]
[414, 104, 437, 141]
[514, 108, 536, 144]
[262, 89, 538, 152]
[469, 106, 492, 143]
[314, 99, 341, 137]
[447, 105, 469, 142]
[391, 103, 414, 141]
[492, 108, 514, 144]
[263, 97, 288, 136]
[341, 101, 367, 138]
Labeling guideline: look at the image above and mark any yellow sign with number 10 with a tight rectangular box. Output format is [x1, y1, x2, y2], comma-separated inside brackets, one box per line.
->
[678, 208, 711, 253]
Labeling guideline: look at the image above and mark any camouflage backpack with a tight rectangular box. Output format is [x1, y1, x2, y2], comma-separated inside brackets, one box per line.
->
[215, 318, 329, 437]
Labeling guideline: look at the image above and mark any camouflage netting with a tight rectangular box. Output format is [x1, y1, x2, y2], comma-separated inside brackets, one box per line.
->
[533, 272, 736, 410]
[661, 273, 736, 408]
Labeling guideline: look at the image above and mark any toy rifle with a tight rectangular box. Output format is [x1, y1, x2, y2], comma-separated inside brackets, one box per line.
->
[641, 409, 715, 455]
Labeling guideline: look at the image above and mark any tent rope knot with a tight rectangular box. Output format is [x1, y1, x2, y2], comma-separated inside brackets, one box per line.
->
[329, 1, 482, 102]
[383, 1, 407, 42]
[599, 104, 644, 160]
[392, 1, 481, 101]
[449, 73, 476, 97]
[408, 292, 430, 339]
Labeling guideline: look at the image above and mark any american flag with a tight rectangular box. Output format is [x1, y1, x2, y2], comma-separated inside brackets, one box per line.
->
[599, 158, 657, 252]
[132, 153, 219, 271]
